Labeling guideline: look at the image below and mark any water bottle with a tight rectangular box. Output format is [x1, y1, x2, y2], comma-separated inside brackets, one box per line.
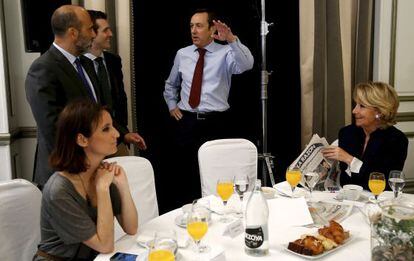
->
[244, 179, 269, 256]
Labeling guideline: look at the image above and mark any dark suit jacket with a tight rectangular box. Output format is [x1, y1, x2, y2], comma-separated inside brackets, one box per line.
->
[25, 45, 101, 186]
[102, 51, 129, 139]
[339, 124, 408, 190]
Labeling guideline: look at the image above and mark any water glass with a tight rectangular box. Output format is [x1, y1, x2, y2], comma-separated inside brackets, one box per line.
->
[304, 171, 320, 199]
[234, 174, 250, 201]
[234, 175, 250, 216]
[388, 170, 405, 199]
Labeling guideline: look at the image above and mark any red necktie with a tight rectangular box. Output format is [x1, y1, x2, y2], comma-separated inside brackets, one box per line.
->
[189, 48, 207, 108]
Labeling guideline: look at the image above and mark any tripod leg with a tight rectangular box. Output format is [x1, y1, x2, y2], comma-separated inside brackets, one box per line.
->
[265, 156, 276, 186]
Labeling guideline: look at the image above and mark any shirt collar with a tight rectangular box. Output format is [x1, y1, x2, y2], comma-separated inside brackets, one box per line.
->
[83, 52, 105, 61]
[192, 41, 216, 53]
[53, 42, 78, 64]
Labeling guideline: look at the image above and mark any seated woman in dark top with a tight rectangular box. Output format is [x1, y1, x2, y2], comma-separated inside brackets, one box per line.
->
[322, 82, 408, 190]
[34, 99, 138, 260]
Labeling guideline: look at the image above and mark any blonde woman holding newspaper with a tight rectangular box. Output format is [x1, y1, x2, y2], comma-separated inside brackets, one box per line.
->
[322, 82, 408, 190]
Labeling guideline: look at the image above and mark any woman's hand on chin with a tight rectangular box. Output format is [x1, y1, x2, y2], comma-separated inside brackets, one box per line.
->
[95, 162, 115, 190]
[112, 165, 129, 189]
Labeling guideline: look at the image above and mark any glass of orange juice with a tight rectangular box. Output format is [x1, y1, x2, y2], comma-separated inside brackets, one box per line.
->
[217, 177, 234, 222]
[148, 231, 177, 261]
[187, 207, 210, 253]
[286, 167, 302, 197]
[369, 172, 386, 203]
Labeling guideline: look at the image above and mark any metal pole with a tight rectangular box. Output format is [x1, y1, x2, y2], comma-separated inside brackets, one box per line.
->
[259, 0, 275, 186]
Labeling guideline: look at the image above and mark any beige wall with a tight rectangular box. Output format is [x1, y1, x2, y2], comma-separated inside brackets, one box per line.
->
[373, 0, 414, 191]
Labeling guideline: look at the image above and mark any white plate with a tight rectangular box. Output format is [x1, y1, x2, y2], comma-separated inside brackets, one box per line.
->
[174, 214, 187, 228]
[284, 232, 357, 259]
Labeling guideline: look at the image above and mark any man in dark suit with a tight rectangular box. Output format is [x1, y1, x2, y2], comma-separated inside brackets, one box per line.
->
[25, 5, 97, 188]
[84, 10, 146, 153]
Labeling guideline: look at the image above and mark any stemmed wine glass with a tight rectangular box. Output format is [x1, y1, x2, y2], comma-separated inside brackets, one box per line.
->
[234, 175, 249, 216]
[304, 171, 320, 199]
[187, 207, 210, 253]
[286, 167, 302, 197]
[368, 172, 386, 203]
[234, 175, 250, 201]
[216, 177, 234, 223]
[148, 230, 177, 261]
[388, 170, 405, 199]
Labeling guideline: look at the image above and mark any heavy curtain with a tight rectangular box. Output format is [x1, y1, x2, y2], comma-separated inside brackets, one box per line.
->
[299, 0, 374, 146]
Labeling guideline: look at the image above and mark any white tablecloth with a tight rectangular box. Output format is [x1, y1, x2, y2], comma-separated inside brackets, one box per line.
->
[95, 191, 413, 261]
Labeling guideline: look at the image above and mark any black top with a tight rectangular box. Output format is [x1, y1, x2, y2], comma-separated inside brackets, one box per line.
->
[339, 124, 408, 190]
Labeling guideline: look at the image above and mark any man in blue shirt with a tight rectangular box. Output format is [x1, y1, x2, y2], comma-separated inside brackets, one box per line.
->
[163, 9, 254, 204]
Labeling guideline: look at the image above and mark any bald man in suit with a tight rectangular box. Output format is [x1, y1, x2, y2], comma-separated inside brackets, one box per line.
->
[25, 5, 98, 188]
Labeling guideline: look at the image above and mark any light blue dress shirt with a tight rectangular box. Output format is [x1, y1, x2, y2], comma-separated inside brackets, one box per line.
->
[163, 39, 254, 113]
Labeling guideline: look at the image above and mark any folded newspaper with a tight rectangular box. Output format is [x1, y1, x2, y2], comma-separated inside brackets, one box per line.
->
[289, 134, 341, 191]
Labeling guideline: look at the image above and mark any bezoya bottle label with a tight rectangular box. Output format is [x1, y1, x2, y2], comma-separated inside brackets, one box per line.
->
[245, 225, 268, 248]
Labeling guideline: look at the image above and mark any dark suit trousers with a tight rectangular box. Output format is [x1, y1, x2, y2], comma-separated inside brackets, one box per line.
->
[170, 110, 230, 207]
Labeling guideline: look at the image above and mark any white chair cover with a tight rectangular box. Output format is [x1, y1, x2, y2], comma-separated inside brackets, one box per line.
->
[0, 179, 42, 260]
[198, 139, 258, 197]
[105, 156, 159, 240]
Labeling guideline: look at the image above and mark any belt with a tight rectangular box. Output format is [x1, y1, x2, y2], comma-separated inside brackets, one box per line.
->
[35, 250, 65, 261]
[181, 110, 226, 120]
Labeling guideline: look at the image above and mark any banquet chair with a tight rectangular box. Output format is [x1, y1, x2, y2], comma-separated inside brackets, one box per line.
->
[0, 179, 42, 260]
[198, 139, 258, 197]
[105, 156, 159, 240]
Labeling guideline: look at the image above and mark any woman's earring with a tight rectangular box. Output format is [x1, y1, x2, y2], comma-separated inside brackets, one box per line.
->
[375, 114, 380, 119]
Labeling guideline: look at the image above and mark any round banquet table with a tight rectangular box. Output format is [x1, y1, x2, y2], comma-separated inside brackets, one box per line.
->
[95, 190, 413, 261]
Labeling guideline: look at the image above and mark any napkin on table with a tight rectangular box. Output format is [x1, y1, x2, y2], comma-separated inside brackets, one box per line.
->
[267, 196, 314, 227]
[205, 194, 240, 215]
[273, 181, 306, 197]
[181, 245, 225, 261]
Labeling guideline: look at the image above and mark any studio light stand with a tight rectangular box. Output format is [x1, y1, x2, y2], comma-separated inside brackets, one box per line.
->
[258, 0, 276, 186]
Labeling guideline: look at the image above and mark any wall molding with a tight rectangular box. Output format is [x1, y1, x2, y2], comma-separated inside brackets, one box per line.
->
[0, 126, 36, 145]
[396, 112, 414, 122]
[404, 132, 414, 138]
[404, 179, 414, 194]
[399, 95, 414, 101]
[0, 133, 10, 145]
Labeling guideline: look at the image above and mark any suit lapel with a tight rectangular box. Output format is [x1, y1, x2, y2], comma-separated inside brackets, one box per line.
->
[49, 46, 94, 99]
[80, 55, 101, 103]
[103, 52, 116, 89]
[49, 45, 100, 102]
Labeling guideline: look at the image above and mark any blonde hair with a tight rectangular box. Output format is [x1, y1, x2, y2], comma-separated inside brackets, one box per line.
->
[353, 82, 399, 128]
